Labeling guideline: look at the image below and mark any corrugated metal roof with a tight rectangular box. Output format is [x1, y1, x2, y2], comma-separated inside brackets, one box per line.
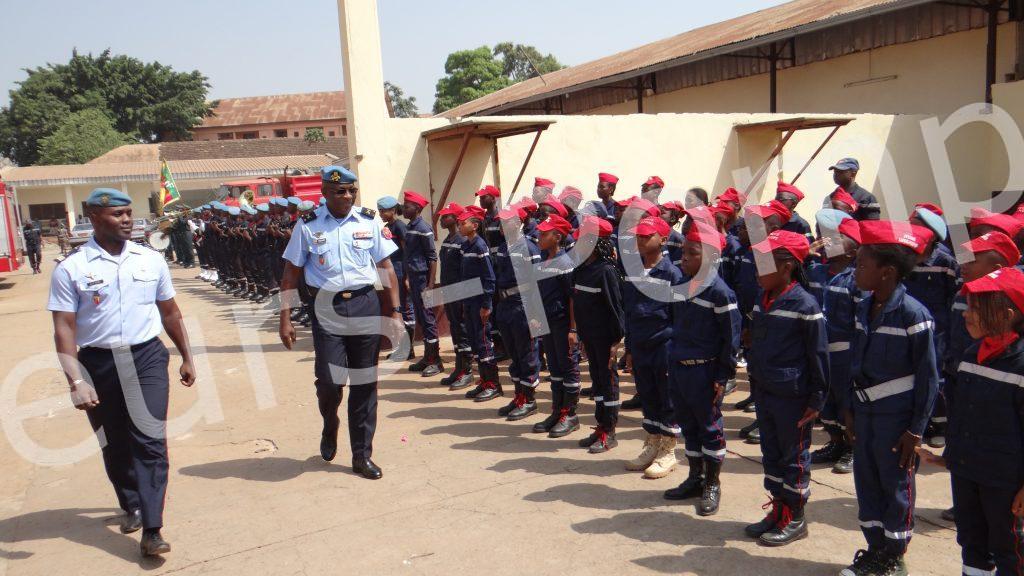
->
[441, 0, 926, 117]
[199, 91, 346, 128]
[2, 155, 337, 187]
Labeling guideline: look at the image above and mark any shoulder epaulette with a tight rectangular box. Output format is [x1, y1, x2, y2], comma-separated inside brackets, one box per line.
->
[360, 207, 376, 219]
[301, 211, 317, 223]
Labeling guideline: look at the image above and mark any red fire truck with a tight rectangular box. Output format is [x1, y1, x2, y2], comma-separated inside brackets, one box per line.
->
[0, 181, 21, 272]
[216, 171, 324, 207]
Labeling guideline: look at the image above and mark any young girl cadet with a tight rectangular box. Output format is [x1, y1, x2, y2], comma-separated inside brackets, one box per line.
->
[457, 207, 500, 400]
[743, 230, 828, 547]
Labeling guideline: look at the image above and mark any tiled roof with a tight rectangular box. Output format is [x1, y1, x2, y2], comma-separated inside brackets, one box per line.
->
[2, 155, 338, 187]
[88, 144, 161, 164]
[198, 91, 347, 128]
[442, 0, 922, 117]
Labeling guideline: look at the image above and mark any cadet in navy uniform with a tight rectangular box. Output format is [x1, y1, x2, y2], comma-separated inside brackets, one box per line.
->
[457, 206, 499, 399]
[660, 200, 686, 268]
[743, 230, 828, 547]
[663, 221, 741, 517]
[279, 166, 401, 480]
[572, 216, 625, 453]
[775, 181, 815, 245]
[436, 202, 473, 390]
[622, 215, 685, 479]
[401, 191, 443, 376]
[49, 188, 196, 557]
[23, 220, 42, 273]
[378, 195, 415, 360]
[943, 267, 1024, 576]
[595, 172, 619, 223]
[841, 221, 939, 576]
[828, 158, 881, 221]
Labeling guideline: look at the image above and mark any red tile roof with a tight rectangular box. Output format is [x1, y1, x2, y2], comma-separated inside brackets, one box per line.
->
[199, 91, 346, 128]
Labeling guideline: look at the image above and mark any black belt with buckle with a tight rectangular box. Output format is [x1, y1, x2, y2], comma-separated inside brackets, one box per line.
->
[309, 284, 374, 301]
[678, 358, 713, 366]
[498, 286, 527, 299]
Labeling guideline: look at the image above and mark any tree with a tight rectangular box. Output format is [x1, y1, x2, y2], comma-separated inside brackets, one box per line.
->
[385, 81, 419, 118]
[304, 127, 326, 144]
[433, 47, 512, 114]
[36, 109, 132, 165]
[493, 42, 565, 83]
[0, 49, 214, 166]
[432, 44, 565, 113]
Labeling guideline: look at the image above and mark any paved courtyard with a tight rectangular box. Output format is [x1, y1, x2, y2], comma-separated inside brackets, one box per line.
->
[0, 246, 959, 575]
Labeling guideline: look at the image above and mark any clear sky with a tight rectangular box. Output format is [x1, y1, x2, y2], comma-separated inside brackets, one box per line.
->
[1, 0, 782, 113]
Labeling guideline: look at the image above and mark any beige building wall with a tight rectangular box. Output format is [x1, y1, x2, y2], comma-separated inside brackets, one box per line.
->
[191, 121, 346, 141]
[16, 181, 163, 227]
[589, 24, 1018, 118]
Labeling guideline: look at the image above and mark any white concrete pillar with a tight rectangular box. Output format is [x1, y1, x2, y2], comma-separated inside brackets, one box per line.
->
[64, 185, 75, 227]
[337, 0, 390, 194]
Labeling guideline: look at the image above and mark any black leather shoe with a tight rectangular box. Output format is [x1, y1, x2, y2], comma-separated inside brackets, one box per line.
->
[739, 421, 758, 439]
[548, 413, 579, 438]
[507, 400, 538, 421]
[698, 460, 722, 516]
[579, 386, 594, 399]
[578, 430, 601, 447]
[120, 509, 142, 534]
[532, 412, 560, 434]
[140, 531, 171, 556]
[474, 384, 503, 402]
[320, 418, 339, 462]
[745, 426, 761, 444]
[421, 361, 443, 378]
[735, 395, 755, 411]
[588, 432, 617, 453]
[832, 448, 854, 474]
[810, 440, 845, 464]
[759, 512, 807, 546]
[745, 500, 780, 538]
[723, 379, 738, 396]
[465, 381, 486, 399]
[743, 402, 757, 413]
[620, 395, 642, 410]
[352, 458, 383, 480]
[449, 373, 474, 391]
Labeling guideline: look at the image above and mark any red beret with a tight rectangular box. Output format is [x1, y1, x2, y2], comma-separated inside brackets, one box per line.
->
[436, 202, 464, 217]
[711, 201, 737, 219]
[534, 177, 555, 189]
[576, 215, 613, 239]
[745, 200, 792, 224]
[458, 205, 487, 222]
[717, 187, 747, 206]
[858, 220, 929, 255]
[598, 172, 619, 184]
[962, 267, 1024, 315]
[838, 218, 862, 243]
[776, 181, 805, 201]
[475, 185, 501, 198]
[962, 231, 1021, 266]
[831, 188, 858, 210]
[558, 186, 583, 202]
[630, 198, 662, 217]
[497, 207, 526, 221]
[661, 200, 686, 213]
[915, 202, 944, 216]
[615, 195, 638, 208]
[644, 176, 665, 188]
[685, 219, 726, 251]
[970, 208, 1024, 237]
[687, 205, 716, 226]
[537, 213, 572, 236]
[403, 190, 429, 208]
[752, 230, 811, 263]
[515, 198, 538, 212]
[912, 224, 936, 248]
[632, 215, 671, 237]
[542, 197, 569, 218]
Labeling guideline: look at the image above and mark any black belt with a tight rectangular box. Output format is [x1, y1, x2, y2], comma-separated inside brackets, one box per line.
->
[497, 286, 531, 299]
[677, 358, 714, 366]
[309, 284, 375, 300]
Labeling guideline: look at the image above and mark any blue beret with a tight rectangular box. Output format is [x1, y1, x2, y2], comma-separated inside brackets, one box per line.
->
[201, 204, 211, 210]
[815, 208, 853, 234]
[191, 207, 202, 214]
[228, 206, 241, 216]
[829, 157, 860, 171]
[914, 206, 948, 241]
[86, 188, 131, 207]
[319, 197, 326, 206]
[212, 202, 224, 210]
[287, 196, 301, 206]
[377, 195, 399, 209]
[321, 165, 356, 184]
[270, 198, 287, 207]
[242, 205, 257, 215]
[256, 203, 269, 212]
[298, 200, 316, 212]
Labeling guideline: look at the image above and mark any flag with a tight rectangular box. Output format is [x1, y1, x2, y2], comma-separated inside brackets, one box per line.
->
[160, 161, 180, 210]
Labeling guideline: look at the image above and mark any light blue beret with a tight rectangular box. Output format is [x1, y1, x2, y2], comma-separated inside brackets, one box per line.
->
[319, 197, 326, 206]
[913, 206, 948, 241]
[287, 196, 301, 206]
[815, 208, 853, 234]
[256, 203, 269, 213]
[321, 165, 356, 184]
[298, 200, 316, 211]
[228, 206, 241, 216]
[271, 198, 288, 207]
[377, 195, 399, 209]
[86, 188, 131, 207]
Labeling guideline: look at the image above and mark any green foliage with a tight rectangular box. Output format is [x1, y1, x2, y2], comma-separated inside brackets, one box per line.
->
[304, 127, 326, 144]
[385, 81, 419, 118]
[36, 109, 132, 165]
[492, 42, 565, 83]
[0, 49, 214, 165]
[432, 46, 512, 114]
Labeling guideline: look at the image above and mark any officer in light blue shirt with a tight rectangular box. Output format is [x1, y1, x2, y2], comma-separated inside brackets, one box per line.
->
[47, 188, 195, 557]
[279, 165, 401, 480]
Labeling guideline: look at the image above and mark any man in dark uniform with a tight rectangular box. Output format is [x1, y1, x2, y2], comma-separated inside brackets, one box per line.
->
[279, 166, 401, 480]
[401, 190, 442, 376]
[828, 157, 881, 221]
[48, 188, 196, 557]
[23, 220, 42, 274]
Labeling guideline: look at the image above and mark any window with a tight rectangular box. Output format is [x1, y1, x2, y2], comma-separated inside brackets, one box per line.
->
[328, 131, 335, 137]
[238, 131, 259, 140]
[293, 131, 299, 137]
[342, 126, 347, 136]
[274, 129, 287, 138]
[28, 203, 67, 222]
[217, 132, 233, 140]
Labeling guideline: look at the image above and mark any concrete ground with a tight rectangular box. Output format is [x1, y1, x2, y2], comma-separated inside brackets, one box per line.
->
[0, 246, 959, 575]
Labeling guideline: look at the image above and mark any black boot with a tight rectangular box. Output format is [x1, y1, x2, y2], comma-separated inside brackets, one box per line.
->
[405, 326, 416, 361]
[620, 394, 642, 410]
[759, 502, 808, 546]
[507, 385, 538, 421]
[587, 428, 618, 453]
[832, 445, 854, 475]
[532, 393, 563, 433]
[408, 340, 430, 372]
[699, 459, 722, 516]
[420, 341, 444, 378]
[664, 457, 705, 500]
[735, 394, 755, 411]
[745, 425, 761, 444]
[498, 383, 521, 417]
[440, 349, 465, 387]
[745, 497, 781, 538]
[317, 387, 342, 462]
[449, 353, 475, 391]
[474, 363, 503, 402]
[810, 434, 846, 464]
[548, 391, 580, 438]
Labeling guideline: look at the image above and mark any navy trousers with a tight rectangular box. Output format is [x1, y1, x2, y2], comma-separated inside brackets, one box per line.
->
[633, 343, 677, 437]
[669, 362, 726, 463]
[79, 338, 170, 529]
[953, 474, 1024, 575]
[408, 271, 438, 344]
[393, 261, 415, 332]
[444, 300, 469, 354]
[821, 350, 853, 435]
[463, 298, 494, 370]
[853, 409, 918, 555]
[496, 297, 538, 388]
[582, 336, 619, 431]
[310, 289, 381, 460]
[541, 315, 580, 395]
[756, 390, 812, 508]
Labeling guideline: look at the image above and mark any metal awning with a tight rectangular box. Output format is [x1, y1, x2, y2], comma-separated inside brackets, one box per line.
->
[734, 116, 854, 194]
[422, 119, 556, 227]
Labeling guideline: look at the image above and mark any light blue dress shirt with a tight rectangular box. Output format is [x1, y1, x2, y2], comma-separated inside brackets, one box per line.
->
[283, 205, 398, 290]
[48, 238, 176, 348]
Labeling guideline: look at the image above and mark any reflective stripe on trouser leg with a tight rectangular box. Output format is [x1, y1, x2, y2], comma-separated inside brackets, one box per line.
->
[756, 391, 811, 506]
[854, 410, 916, 554]
[669, 362, 726, 463]
[633, 344, 678, 437]
[409, 272, 438, 342]
[584, 337, 619, 431]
